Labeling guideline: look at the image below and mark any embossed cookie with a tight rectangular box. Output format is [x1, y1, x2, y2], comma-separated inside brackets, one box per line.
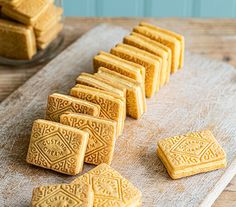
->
[72, 163, 142, 207]
[45, 93, 100, 122]
[124, 32, 171, 84]
[1, 0, 53, 25]
[0, 18, 36, 59]
[157, 130, 227, 179]
[133, 24, 180, 73]
[93, 51, 145, 86]
[111, 43, 162, 97]
[31, 183, 94, 207]
[60, 113, 117, 165]
[70, 84, 125, 137]
[26, 119, 89, 175]
[95, 67, 146, 119]
[140, 22, 184, 69]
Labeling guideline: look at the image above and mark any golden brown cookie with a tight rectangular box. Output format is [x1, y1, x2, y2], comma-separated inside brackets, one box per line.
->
[95, 67, 146, 119]
[70, 84, 125, 137]
[124, 32, 171, 84]
[60, 113, 117, 165]
[45, 93, 100, 122]
[31, 183, 94, 207]
[0, 18, 36, 59]
[72, 163, 142, 207]
[26, 119, 89, 175]
[133, 24, 180, 73]
[111, 43, 162, 97]
[157, 130, 227, 179]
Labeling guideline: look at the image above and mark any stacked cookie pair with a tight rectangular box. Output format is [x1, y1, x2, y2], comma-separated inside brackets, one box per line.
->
[0, 0, 63, 59]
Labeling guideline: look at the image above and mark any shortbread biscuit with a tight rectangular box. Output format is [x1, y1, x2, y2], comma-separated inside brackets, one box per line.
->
[140, 22, 184, 69]
[0, 18, 36, 59]
[93, 51, 145, 86]
[60, 113, 117, 165]
[37, 23, 63, 44]
[133, 25, 180, 73]
[1, 0, 53, 25]
[0, 0, 22, 7]
[157, 130, 227, 179]
[124, 32, 171, 84]
[34, 5, 63, 36]
[26, 119, 89, 175]
[95, 67, 146, 119]
[72, 163, 142, 207]
[31, 183, 94, 207]
[45, 93, 100, 122]
[70, 84, 125, 137]
[111, 43, 162, 97]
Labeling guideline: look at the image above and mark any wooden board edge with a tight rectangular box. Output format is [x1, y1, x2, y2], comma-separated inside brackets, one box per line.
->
[199, 158, 236, 207]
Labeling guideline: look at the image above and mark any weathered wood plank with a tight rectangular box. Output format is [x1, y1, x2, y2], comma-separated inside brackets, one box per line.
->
[0, 24, 235, 207]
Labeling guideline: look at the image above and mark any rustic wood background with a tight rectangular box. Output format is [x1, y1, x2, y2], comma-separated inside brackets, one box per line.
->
[0, 17, 236, 206]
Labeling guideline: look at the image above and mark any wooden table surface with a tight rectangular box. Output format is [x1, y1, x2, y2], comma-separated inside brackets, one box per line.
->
[0, 17, 235, 207]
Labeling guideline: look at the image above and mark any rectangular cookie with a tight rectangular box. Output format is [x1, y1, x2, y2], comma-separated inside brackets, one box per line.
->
[95, 67, 146, 119]
[0, 18, 36, 59]
[0, 0, 22, 7]
[72, 163, 142, 207]
[31, 183, 94, 207]
[1, 0, 53, 25]
[34, 5, 63, 35]
[60, 113, 117, 165]
[26, 119, 89, 175]
[133, 24, 180, 73]
[111, 43, 161, 97]
[70, 84, 125, 137]
[45, 93, 100, 122]
[157, 130, 227, 179]
[93, 51, 145, 87]
[140, 22, 184, 69]
[124, 32, 171, 84]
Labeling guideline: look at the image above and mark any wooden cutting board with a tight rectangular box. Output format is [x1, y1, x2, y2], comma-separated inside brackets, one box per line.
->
[0, 24, 235, 207]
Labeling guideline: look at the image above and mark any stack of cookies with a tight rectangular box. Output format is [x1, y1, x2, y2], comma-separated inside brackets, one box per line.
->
[0, 0, 63, 60]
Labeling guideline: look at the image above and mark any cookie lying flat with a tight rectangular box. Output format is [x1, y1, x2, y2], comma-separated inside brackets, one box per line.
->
[140, 22, 184, 69]
[93, 51, 145, 87]
[26, 119, 89, 175]
[1, 0, 53, 25]
[111, 43, 161, 97]
[95, 67, 146, 119]
[70, 84, 125, 137]
[34, 5, 63, 36]
[61, 113, 117, 165]
[157, 130, 227, 179]
[72, 163, 142, 207]
[45, 93, 100, 122]
[31, 183, 94, 207]
[133, 25, 180, 73]
[0, 18, 36, 59]
[124, 32, 171, 85]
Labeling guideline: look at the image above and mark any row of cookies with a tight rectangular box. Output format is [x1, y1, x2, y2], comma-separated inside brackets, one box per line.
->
[0, 0, 63, 59]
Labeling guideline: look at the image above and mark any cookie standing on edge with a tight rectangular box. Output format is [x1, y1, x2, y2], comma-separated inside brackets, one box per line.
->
[60, 113, 117, 165]
[45, 93, 100, 122]
[31, 183, 94, 207]
[157, 130, 227, 179]
[72, 163, 142, 207]
[26, 119, 89, 175]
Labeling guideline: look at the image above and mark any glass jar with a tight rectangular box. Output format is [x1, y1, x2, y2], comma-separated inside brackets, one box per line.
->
[0, 0, 64, 67]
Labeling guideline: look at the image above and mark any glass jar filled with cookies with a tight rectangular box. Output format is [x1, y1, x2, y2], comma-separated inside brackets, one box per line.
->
[0, 0, 64, 66]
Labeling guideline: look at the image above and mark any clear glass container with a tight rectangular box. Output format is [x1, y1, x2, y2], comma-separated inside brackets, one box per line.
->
[0, 0, 64, 67]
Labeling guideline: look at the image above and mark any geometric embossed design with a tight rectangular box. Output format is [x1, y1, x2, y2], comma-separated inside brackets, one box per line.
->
[157, 130, 227, 179]
[31, 183, 94, 207]
[26, 119, 89, 175]
[60, 113, 117, 165]
[45, 93, 100, 122]
[70, 84, 125, 136]
[72, 163, 142, 207]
